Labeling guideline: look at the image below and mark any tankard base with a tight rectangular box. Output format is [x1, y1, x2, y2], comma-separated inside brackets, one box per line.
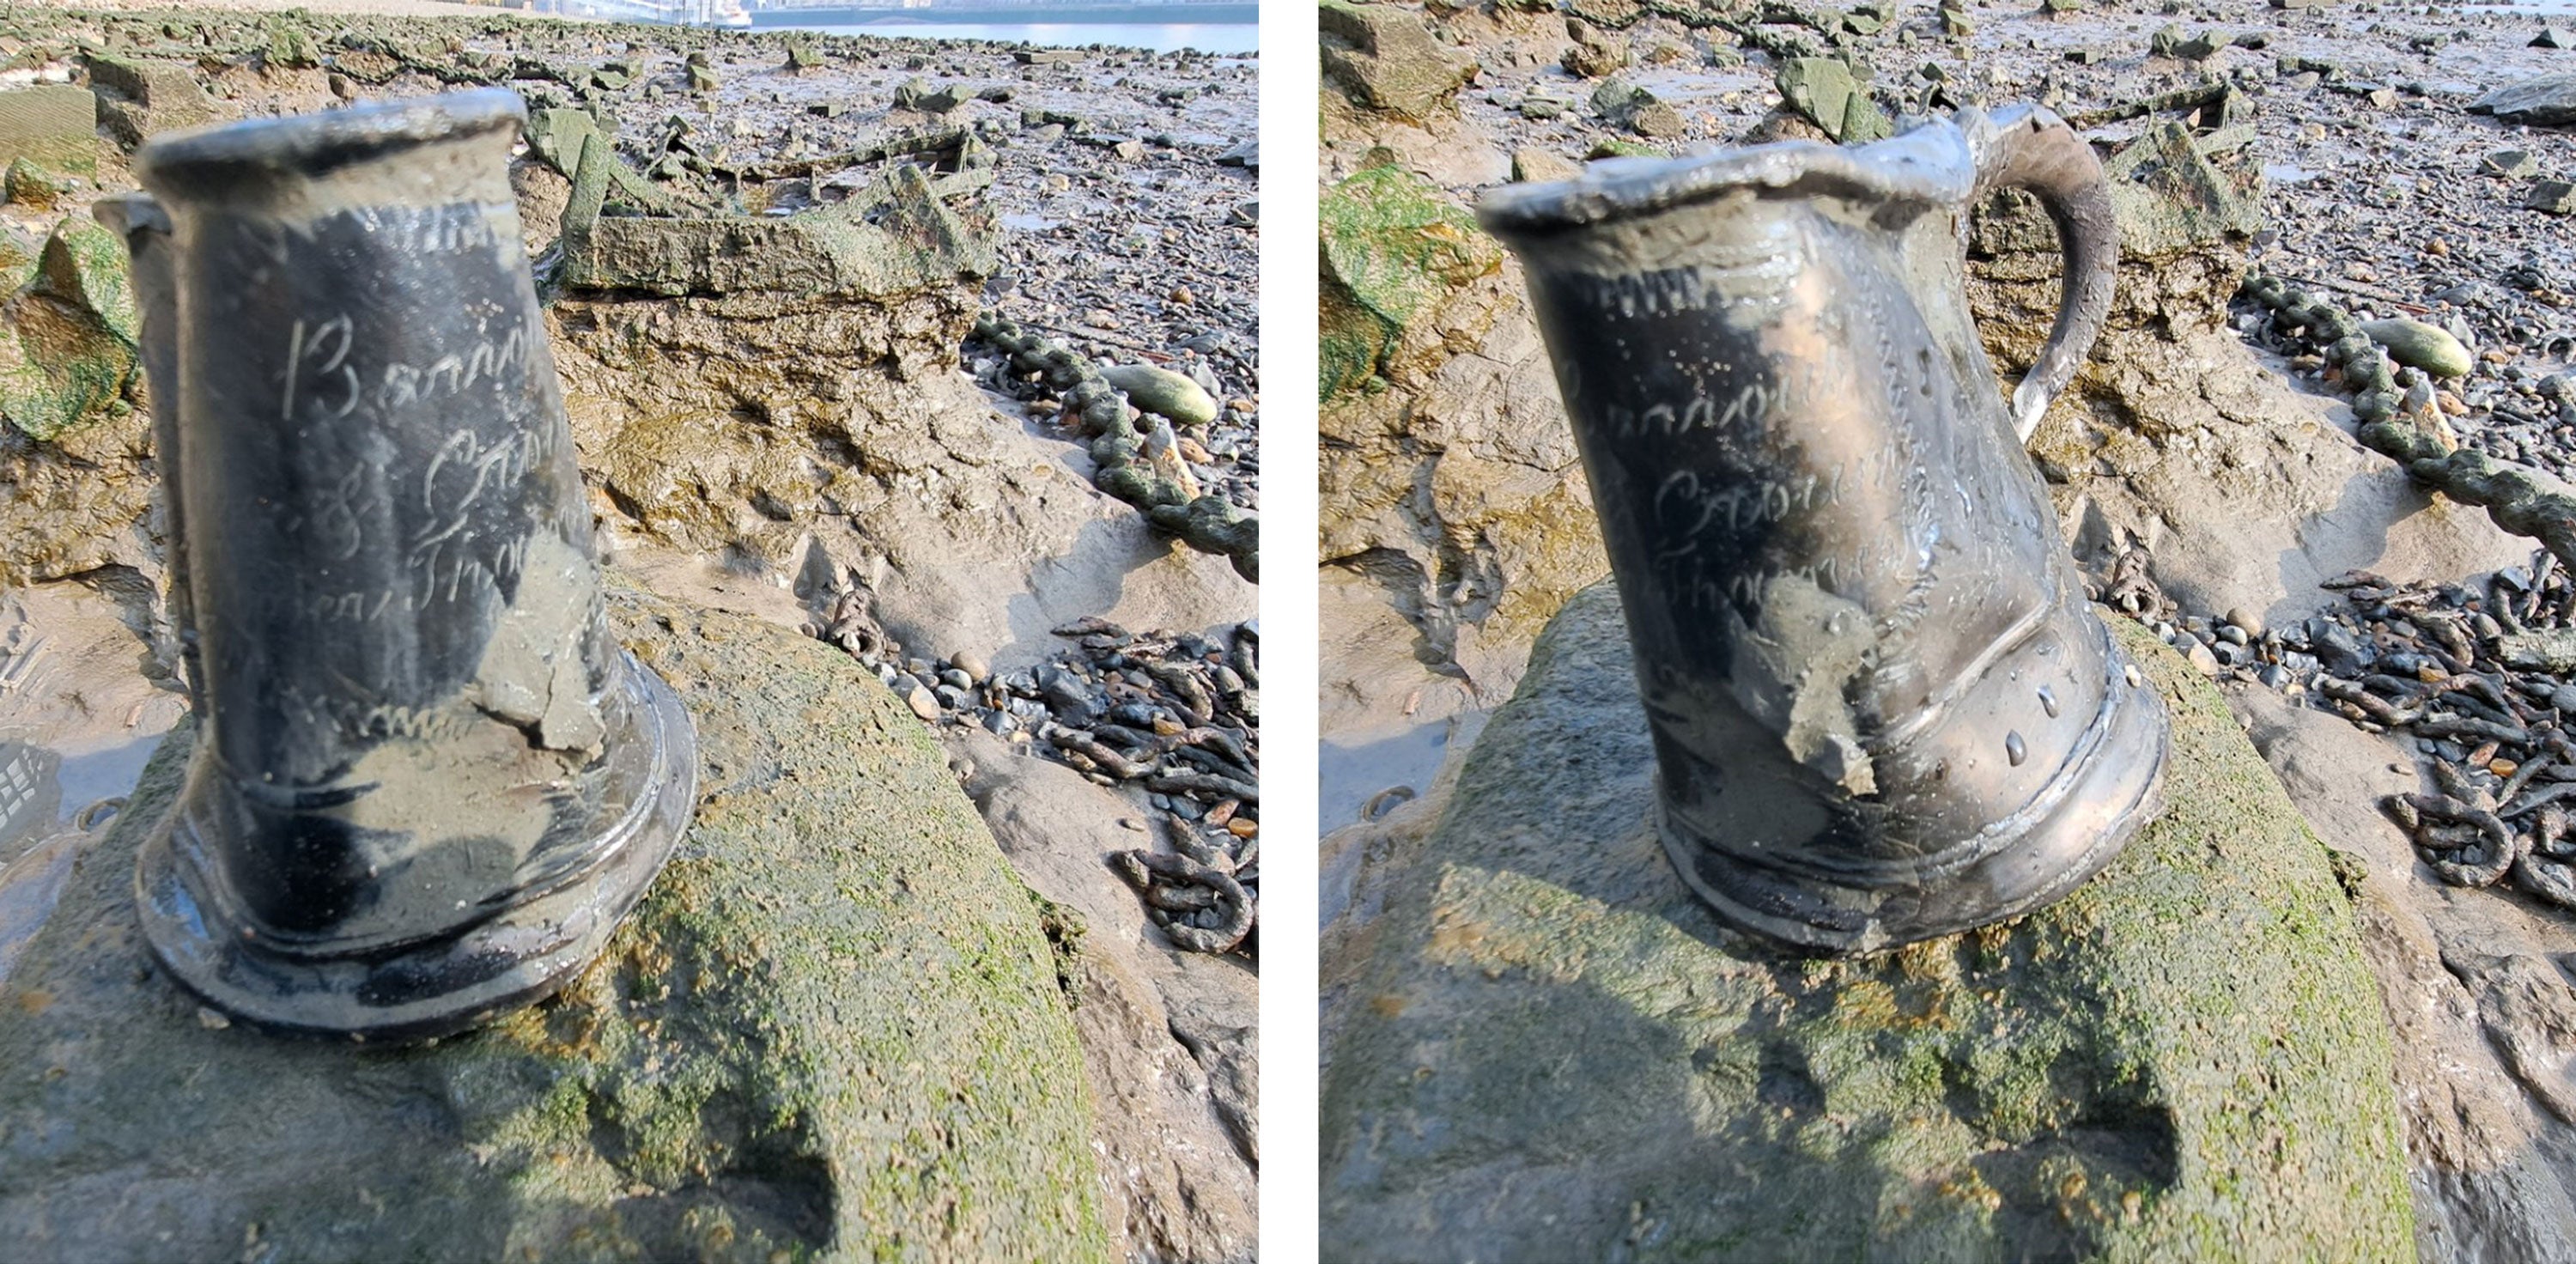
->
[132, 653, 698, 1043]
[1660, 644, 2171, 956]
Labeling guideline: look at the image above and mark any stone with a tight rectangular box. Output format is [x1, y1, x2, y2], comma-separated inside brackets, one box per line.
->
[0, 216, 138, 445]
[892, 77, 969, 115]
[1321, 584, 2415, 1259]
[2226, 605, 2265, 638]
[2186, 635, 2223, 675]
[1100, 364, 1219, 428]
[2150, 23, 2223, 61]
[2484, 149, 2540, 179]
[2497, 629, 2576, 672]
[1318, 161, 1503, 400]
[83, 55, 226, 150]
[1561, 21, 1631, 80]
[1777, 58, 1893, 143]
[2536, 27, 2576, 51]
[952, 730, 1256, 1263]
[1511, 147, 1583, 184]
[1319, 0, 1479, 123]
[1589, 78, 1684, 139]
[1517, 91, 1572, 119]
[0, 592, 1109, 1260]
[1, 159, 58, 210]
[2530, 180, 2576, 215]
[2361, 319, 2475, 379]
[264, 19, 320, 70]
[2470, 75, 2576, 127]
[0, 86, 97, 176]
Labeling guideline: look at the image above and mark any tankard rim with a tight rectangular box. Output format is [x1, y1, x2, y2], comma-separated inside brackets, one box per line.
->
[1476, 118, 1979, 238]
[133, 87, 526, 199]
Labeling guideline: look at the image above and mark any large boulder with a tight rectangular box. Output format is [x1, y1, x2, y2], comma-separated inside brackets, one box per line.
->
[0, 591, 1110, 1261]
[955, 727, 1259, 1264]
[1317, 161, 1604, 705]
[0, 213, 154, 587]
[1321, 582, 2415, 1260]
[1319, 0, 1479, 125]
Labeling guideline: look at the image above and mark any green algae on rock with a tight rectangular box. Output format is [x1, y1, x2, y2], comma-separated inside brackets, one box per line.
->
[1319, 161, 1501, 400]
[1320, 581, 2414, 1261]
[0, 215, 139, 445]
[0, 591, 1109, 1262]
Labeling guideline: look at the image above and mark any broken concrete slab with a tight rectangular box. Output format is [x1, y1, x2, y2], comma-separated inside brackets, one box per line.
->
[0, 86, 95, 176]
[560, 164, 996, 299]
[82, 55, 225, 149]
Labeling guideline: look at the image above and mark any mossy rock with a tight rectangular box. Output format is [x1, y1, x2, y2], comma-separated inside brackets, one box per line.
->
[1321, 581, 2414, 1261]
[0, 591, 1109, 1261]
[0, 216, 139, 444]
[1319, 161, 1501, 401]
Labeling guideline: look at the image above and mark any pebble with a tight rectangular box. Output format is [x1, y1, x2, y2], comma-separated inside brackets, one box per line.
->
[1226, 817, 1257, 839]
[2185, 639, 2223, 677]
[904, 684, 941, 722]
[2225, 605, 2265, 639]
[951, 650, 988, 680]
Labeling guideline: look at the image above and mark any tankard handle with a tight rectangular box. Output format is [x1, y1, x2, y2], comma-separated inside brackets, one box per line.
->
[1961, 105, 2117, 445]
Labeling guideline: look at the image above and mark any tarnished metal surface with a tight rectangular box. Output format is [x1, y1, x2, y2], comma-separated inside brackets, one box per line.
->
[1481, 106, 2168, 952]
[109, 90, 696, 1040]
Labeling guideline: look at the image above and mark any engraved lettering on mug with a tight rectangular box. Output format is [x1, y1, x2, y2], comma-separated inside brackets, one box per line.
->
[280, 315, 361, 422]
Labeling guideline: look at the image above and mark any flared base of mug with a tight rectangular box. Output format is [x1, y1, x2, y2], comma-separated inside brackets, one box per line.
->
[131, 653, 698, 1044]
[1659, 638, 2171, 956]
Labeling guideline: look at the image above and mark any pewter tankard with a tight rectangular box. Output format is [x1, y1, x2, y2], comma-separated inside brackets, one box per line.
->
[1480, 106, 2169, 952]
[109, 90, 697, 1040]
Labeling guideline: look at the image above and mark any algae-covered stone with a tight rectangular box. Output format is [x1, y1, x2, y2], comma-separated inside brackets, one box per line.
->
[1319, 162, 1502, 400]
[2363, 317, 2474, 379]
[0, 216, 137, 443]
[1321, 582, 2415, 1261]
[1320, 0, 1479, 123]
[0, 591, 1109, 1261]
[1777, 57, 1891, 143]
[265, 18, 320, 70]
[1102, 362, 1219, 428]
[2, 158, 58, 210]
[0, 85, 96, 176]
